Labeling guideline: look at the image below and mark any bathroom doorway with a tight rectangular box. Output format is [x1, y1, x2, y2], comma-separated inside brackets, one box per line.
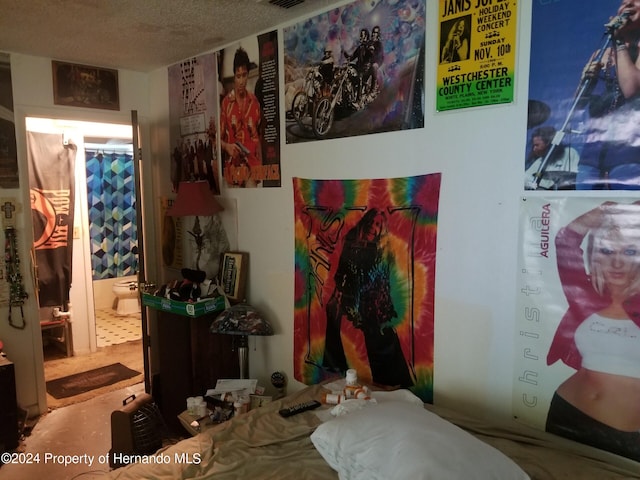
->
[26, 118, 143, 399]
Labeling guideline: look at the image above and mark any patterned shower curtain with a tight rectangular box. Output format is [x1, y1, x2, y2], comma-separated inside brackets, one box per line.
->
[85, 150, 137, 280]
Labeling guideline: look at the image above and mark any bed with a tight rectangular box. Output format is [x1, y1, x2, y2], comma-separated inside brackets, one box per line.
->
[105, 382, 640, 479]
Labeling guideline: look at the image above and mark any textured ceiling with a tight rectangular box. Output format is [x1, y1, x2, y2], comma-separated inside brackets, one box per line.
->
[0, 0, 344, 72]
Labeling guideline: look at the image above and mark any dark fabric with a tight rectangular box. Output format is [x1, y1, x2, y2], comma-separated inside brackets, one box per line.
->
[546, 392, 640, 462]
[27, 131, 76, 307]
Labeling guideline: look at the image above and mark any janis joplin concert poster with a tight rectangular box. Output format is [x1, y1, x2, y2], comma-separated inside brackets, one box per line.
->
[293, 174, 440, 402]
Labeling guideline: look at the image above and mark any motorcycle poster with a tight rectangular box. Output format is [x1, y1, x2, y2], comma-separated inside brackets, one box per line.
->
[436, 0, 517, 112]
[283, 0, 425, 143]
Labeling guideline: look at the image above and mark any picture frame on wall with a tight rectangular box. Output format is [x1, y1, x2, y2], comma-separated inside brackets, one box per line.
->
[52, 61, 120, 110]
[219, 252, 248, 302]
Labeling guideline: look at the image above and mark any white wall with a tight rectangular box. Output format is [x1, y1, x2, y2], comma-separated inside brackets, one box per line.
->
[149, 1, 532, 421]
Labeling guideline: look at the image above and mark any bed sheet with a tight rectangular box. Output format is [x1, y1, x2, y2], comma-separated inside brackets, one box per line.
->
[105, 383, 640, 479]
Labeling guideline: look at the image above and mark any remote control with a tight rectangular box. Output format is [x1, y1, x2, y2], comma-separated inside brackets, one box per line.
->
[278, 399, 322, 417]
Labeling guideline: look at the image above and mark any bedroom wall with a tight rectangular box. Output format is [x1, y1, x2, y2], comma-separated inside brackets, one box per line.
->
[148, 0, 533, 421]
[4, 0, 534, 423]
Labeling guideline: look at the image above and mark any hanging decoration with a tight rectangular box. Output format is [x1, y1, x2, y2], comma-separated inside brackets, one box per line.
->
[293, 173, 441, 402]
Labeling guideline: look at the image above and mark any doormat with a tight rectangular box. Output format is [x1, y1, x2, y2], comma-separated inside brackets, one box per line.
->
[46, 363, 141, 399]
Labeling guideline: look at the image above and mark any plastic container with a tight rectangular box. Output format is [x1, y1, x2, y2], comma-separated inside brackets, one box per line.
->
[187, 397, 196, 415]
[343, 369, 361, 399]
[234, 400, 249, 416]
[322, 393, 346, 405]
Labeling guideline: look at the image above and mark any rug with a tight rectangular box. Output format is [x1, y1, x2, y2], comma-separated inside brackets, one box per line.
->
[46, 362, 141, 399]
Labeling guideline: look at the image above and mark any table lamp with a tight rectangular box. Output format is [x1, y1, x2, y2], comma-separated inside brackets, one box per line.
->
[210, 303, 274, 379]
[167, 180, 223, 272]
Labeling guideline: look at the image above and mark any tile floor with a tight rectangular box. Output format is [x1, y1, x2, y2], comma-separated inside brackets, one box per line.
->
[95, 308, 141, 348]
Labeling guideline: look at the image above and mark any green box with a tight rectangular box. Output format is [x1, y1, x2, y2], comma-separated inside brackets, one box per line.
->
[142, 293, 226, 317]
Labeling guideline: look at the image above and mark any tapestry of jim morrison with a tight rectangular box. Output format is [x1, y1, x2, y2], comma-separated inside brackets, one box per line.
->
[27, 131, 76, 307]
[293, 174, 441, 402]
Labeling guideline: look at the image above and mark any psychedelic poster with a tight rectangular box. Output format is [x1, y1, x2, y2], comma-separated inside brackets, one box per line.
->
[219, 31, 281, 188]
[436, 0, 517, 111]
[168, 52, 221, 194]
[515, 196, 640, 462]
[293, 174, 441, 402]
[283, 0, 425, 143]
[526, 1, 640, 191]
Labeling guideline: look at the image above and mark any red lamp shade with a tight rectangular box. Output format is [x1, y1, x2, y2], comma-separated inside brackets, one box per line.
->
[167, 180, 223, 217]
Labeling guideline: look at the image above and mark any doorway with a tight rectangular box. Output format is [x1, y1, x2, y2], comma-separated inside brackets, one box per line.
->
[25, 117, 144, 407]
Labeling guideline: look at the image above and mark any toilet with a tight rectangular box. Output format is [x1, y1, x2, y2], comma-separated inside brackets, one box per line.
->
[112, 278, 141, 316]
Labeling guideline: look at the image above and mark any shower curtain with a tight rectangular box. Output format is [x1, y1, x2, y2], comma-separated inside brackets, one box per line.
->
[85, 150, 137, 279]
[27, 131, 76, 308]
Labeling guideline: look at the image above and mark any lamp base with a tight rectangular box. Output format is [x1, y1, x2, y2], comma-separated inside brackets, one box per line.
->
[237, 335, 249, 379]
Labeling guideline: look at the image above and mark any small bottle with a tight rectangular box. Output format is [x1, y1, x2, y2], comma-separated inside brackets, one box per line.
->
[343, 369, 361, 399]
[322, 392, 346, 405]
[187, 397, 196, 415]
[353, 387, 371, 400]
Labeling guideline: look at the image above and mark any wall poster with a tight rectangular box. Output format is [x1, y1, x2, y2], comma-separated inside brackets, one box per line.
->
[436, 0, 517, 112]
[515, 196, 640, 462]
[293, 173, 441, 402]
[526, 1, 640, 191]
[168, 52, 221, 194]
[283, 0, 425, 143]
[219, 31, 281, 188]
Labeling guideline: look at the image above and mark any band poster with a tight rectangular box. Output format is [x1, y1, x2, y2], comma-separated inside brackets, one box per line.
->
[283, 0, 425, 143]
[27, 131, 76, 308]
[436, 0, 517, 112]
[527, 1, 640, 191]
[219, 31, 282, 188]
[515, 196, 640, 462]
[292, 173, 441, 402]
[168, 52, 221, 194]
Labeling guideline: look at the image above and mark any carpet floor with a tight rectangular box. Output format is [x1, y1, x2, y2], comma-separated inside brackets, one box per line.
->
[44, 339, 144, 410]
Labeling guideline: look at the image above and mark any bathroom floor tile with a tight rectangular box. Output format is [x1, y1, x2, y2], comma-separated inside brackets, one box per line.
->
[95, 308, 141, 347]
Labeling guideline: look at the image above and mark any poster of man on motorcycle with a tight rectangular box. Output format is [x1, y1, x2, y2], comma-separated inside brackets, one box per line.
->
[283, 0, 425, 143]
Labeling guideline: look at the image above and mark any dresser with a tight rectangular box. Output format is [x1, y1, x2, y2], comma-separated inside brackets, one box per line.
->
[154, 310, 239, 434]
[0, 355, 18, 452]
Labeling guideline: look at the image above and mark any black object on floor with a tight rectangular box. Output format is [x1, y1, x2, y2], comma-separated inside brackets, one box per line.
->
[46, 363, 141, 399]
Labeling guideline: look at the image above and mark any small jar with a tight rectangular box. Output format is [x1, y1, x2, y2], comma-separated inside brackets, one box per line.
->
[196, 400, 207, 417]
[187, 397, 196, 415]
[322, 393, 346, 405]
[343, 369, 361, 399]
[353, 387, 370, 400]
[234, 400, 249, 416]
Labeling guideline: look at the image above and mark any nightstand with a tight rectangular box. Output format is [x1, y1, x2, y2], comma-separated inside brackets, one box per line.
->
[178, 410, 214, 436]
[154, 309, 239, 434]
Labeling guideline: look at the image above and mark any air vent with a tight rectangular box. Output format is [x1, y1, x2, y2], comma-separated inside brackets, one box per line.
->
[269, 0, 305, 9]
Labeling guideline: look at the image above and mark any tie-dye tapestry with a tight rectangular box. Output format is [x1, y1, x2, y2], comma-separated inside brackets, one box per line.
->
[293, 174, 440, 402]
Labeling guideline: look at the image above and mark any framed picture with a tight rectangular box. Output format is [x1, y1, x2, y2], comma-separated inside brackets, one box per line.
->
[219, 252, 248, 302]
[52, 61, 120, 110]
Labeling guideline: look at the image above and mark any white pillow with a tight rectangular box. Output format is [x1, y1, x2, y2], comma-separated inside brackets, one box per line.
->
[310, 401, 530, 480]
